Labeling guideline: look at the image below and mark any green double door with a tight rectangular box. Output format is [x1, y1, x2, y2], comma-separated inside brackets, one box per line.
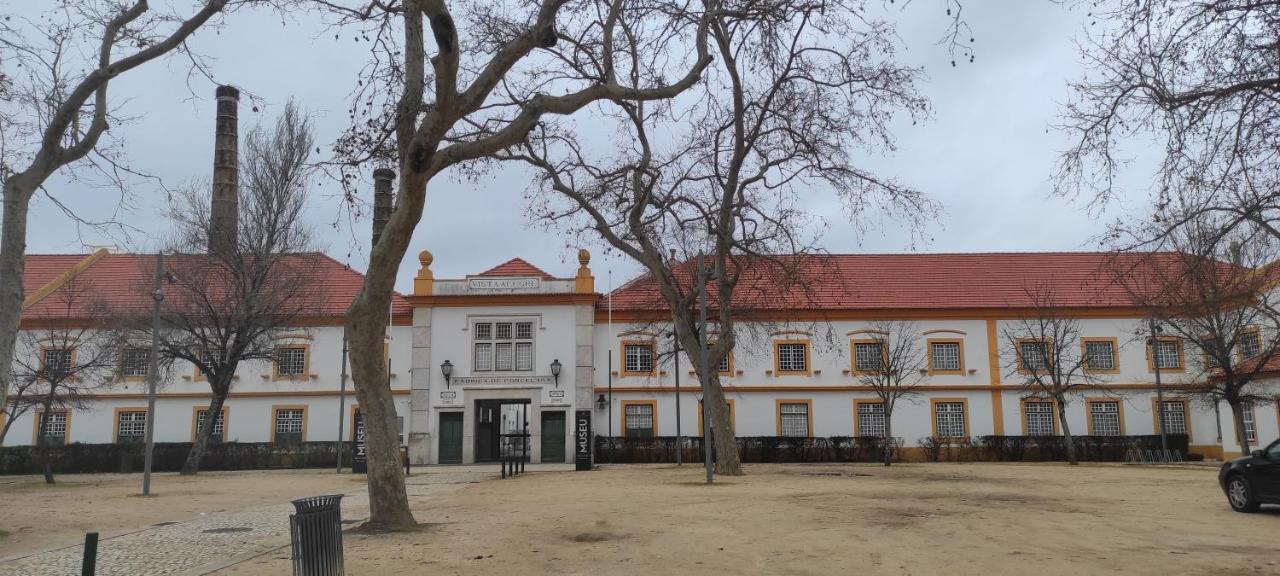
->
[541, 411, 567, 463]
[439, 412, 463, 464]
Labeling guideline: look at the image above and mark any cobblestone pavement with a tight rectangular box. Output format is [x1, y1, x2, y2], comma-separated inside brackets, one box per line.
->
[0, 468, 515, 576]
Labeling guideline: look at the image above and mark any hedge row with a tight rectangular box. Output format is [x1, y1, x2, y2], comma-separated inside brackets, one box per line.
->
[0, 441, 352, 475]
[594, 434, 1191, 464]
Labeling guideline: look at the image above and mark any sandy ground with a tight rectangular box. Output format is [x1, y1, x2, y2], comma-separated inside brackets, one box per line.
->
[0, 469, 365, 557]
[220, 463, 1280, 576]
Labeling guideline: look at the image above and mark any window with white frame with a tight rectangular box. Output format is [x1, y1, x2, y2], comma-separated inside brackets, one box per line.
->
[38, 411, 67, 444]
[1158, 401, 1187, 435]
[930, 342, 962, 372]
[117, 411, 146, 443]
[1019, 341, 1049, 371]
[1238, 330, 1262, 359]
[854, 342, 884, 373]
[195, 349, 216, 377]
[274, 408, 305, 443]
[1090, 401, 1121, 436]
[857, 402, 886, 437]
[934, 402, 966, 438]
[43, 348, 73, 379]
[275, 346, 307, 377]
[1083, 340, 1116, 371]
[623, 343, 655, 374]
[624, 403, 654, 438]
[121, 347, 149, 378]
[196, 409, 225, 441]
[779, 403, 810, 437]
[474, 320, 535, 372]
[1024, 401, 1054, 436]
[777, 342, 808, 373]
[1152, 340, 1182, 369]
[1242, 402, 1256, 443]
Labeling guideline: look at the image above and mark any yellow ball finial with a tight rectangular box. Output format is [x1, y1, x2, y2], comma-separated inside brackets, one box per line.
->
[578, 248, 591, 267]
[418, 249, 434, 268]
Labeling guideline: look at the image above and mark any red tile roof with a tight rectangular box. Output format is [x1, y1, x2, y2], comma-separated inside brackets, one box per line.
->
[475, 258, 557, 280]
[600, 252, 1232, 312]
[20, 252, 411, 322]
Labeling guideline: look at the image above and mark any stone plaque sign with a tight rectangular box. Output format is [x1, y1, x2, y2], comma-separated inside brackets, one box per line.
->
[452, 376, 553, 387]
[467, 277, 540, 291]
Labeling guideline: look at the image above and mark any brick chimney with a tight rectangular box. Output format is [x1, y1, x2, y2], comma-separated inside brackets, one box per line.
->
[372, 168, 395, 247]
[209, 85, 240, 254]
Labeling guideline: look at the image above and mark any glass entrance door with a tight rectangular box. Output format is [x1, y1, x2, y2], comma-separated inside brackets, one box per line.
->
[475, 399, 530, 462]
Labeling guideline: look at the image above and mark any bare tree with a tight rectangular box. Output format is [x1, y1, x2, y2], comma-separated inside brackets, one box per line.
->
[1116, 220, 1280, 456]
[1001, 285, 1100, 465]
[0, 0, 240, 426]
[852, 321, 927, 466]
[507, 0, 936, 475]
[1056, 0, 1280, 233]
[11, 275, 123, 484]
[142, 101, 320, 474]
[309, 0, 723, 527]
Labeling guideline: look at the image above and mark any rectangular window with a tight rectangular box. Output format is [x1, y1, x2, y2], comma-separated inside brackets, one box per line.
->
[1089, 401, 1121, 436]
[274, 408, 305, 444]
[856, 402, 886, 437]
[1083, 339, 1116, 371]
[776, 342, 808, 373]
[697, 400, 735, 436]
[275, 346, 307, 377]
[195, 349, 216, 378]
[43, 348, 73, 379]
[934, 402, 966, 439]
[779, 403, 810, 437]
[1152, 340, 1182, 370]
[1023, 401, 1055, 436]
[196, 409, 225, 442]
[1019, 341, 1049, 372]
[853, 342, 884, 373]
[1158, 401, 1187, 435]
[121, 347, 149, 378]
[1242, 402, 1256, 443]
[708, 341, 732, 375]
[623, 343, 655, 375]
[473, 320, 535, 372]
[38, 411, 68, 445]
[624, 403, 654, 438]
[116, 411, 147, 443]
[930, 341, 962, 372]
[1238, 330, 1262, 359]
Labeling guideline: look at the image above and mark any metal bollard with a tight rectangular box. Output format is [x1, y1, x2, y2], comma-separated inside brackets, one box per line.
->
[289, 494, 345, 576]
[81, 532, 98, 576]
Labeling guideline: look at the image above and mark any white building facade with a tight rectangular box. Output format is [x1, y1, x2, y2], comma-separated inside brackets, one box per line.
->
[5, 250, 1278, 463]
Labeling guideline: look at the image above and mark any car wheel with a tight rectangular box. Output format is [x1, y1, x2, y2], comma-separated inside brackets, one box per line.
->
[1226, 475, 1260, 513]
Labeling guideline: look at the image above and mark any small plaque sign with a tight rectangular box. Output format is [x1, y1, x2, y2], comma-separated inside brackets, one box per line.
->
[440, 391, 456, 399]
[352, 413, 367, 474]
[549, 390, 565, 398]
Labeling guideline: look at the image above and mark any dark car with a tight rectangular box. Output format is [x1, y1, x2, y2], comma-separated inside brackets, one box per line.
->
[1219, 438, 1280, 512]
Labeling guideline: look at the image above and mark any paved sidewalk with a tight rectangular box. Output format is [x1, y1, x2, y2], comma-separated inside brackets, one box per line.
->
[0, 468, 511, 576]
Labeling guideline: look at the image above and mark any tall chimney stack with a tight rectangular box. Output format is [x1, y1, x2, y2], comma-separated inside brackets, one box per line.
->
[209, 85, 240, 254]
[372, 168, 395, 247]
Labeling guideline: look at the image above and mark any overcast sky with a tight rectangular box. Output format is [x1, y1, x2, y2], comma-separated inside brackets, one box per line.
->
[9, 1, 1159, 294]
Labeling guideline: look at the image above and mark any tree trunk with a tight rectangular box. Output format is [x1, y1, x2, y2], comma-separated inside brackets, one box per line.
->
[1229, 399, 1251, 456]
[0, 178, 35, 417]
[882, 411, 893, 467]
[702, 372, 741, 475]
[181, 381, 230, 475]
[38, 397, 54, 484]
[0, 407, 19, 446]
[1056, 396, 1078, 465]
[340, 168, 427, 530]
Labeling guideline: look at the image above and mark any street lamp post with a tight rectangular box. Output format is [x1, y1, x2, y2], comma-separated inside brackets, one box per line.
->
[696, 255, 713, 485]
[670, 332, 682, 466]
[142, 253, 164, 496]
[1149, 320, 1168, 454]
